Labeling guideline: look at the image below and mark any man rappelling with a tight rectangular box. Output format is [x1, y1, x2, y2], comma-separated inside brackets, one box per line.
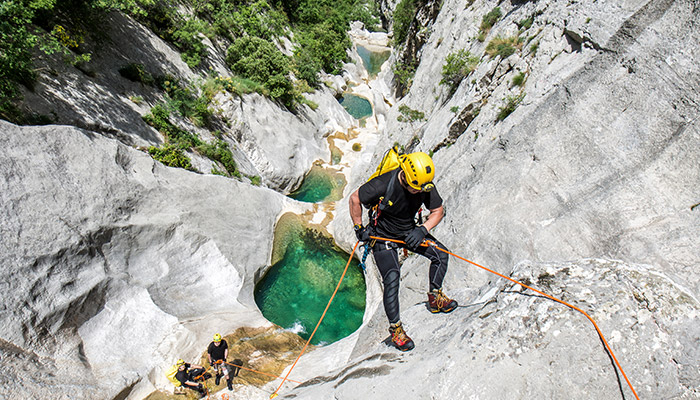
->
[349, 150, 458, 351]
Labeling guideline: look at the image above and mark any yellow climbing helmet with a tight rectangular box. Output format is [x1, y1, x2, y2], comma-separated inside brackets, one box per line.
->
[213, 333, 222, 342]
[177, 359, 185, 366]
[399, 152, 435, 192]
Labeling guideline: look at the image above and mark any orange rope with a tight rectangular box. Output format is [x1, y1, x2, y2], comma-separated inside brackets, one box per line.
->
[187, 359, 304, 399]
[269, 241, 360, 398]
[370, 235, 640, 400]
[221, 360, 302, 384]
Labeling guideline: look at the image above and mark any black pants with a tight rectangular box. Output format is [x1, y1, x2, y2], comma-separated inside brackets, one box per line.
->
[372, 234, 449, 324]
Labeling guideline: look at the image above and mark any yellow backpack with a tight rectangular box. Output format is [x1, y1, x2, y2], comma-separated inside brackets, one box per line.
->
[165, 364, 181, 387]
[368, 146, 402, 181]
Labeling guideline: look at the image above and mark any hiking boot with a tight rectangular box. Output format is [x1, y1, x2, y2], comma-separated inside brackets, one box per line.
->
[428, 289, 458, 313]
[227, 379, 233, 391]
[215, 373, 221, 385]
[389, 322, 415, 352]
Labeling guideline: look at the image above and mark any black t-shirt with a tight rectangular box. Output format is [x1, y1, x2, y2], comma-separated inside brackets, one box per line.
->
[176, 363, 190, 385]
[208, 340, 228, 361]
[358, 169, 443, 239]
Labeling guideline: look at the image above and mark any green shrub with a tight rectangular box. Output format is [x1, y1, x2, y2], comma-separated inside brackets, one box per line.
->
[197, 139, 237, 176]
[349, 0, 381, 31]
[397, 104, 425, 123]
[512, 72, 526, 86]
[295, 22, 350, 77]
[496, 93, 525, 121]
[517, 17, 533, 30]
[208, 76, 267, 97]
[392, 62, 417, 92]
[478, 7, 502, 41]
[393, 0, 417, 46]
[485, 36, 523, 58]
[118, 63, 154, 85]
[156, 77, 212, 127]
[142, 104, 202, 149]
[440, 49, 480, 88]
[226, 36, 293, 106]
[530, 41, 539, 56]
[450, 106, 459, 113]
[171, 18, 208, 68]
[148, 144, 195, 170]
[248, 175, 262, 186]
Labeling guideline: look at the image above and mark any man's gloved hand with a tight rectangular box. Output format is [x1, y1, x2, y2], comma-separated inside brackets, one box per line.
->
[405, 226, 428, 249]
[354, 224, 372, 242]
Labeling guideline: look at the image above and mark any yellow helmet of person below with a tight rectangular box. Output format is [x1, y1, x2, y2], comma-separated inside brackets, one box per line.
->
[213, 333, 222, 342]
[177, 359, 185, 366]
[399, 152, 435, 192]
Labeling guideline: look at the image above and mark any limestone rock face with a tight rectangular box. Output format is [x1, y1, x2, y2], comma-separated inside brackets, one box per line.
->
[216, 88, 355, 193]
[326, 0, 699, 399]
[2, 0, 699, 399]
[287, 259, 699, 399]
[0, 121, 284, 399]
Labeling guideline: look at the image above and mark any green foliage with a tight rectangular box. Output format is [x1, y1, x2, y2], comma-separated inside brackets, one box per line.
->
[512, 72, 526, 87]
[226, 36, 293, 106]
[194, 0, 288, 42]
[450, 106, 459, 113]
[197, 139, 238, 176]
[142, 104, 202, 148]
[397, 104, 425, 123]
[0, 0, 64, 121]
[248, 175, 262, 186]
[392, 62, 416, 90]
[517, 17, 533, 30]
[496, 93, 525, 122]
[440, 49, 479, 88]
[298, 95, 318, 110]
[205, 75, 267, 98]
[118, 63, 154, 85]
[172, 18, 208, 68]
[294, 21, 351, 82]
[148, 144, 195, 170]
[530, 41, 539, 56]
[348, 0, 380, 31]
[478, 7, 501, 41]
[485, 36, 523, 59]
[156, 77, 212, 127]
[393, 0, 416, 46]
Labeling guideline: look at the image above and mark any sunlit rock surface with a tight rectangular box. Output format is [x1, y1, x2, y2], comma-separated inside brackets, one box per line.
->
[1, 0, 699, 399]
[0, 121, 285, 399]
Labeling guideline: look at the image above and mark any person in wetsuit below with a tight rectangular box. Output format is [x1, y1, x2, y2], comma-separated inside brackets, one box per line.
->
[349, 151, 458, 351]
[175, 359, 207, 396]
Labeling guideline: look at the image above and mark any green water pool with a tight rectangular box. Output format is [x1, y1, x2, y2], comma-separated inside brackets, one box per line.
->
[339, 94, 372, 119]
[356, 45, 391, 77]
[288, 165, 346, 203]
[254, 215, 366, 345]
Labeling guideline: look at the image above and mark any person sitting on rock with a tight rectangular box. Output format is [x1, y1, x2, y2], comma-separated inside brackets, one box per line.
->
[207, 333, 232, 390]
[174, 359, 207, 396]
[349, 151, 458, 352]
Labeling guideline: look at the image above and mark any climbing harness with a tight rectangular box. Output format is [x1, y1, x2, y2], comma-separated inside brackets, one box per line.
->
[268, 237, 640, 400]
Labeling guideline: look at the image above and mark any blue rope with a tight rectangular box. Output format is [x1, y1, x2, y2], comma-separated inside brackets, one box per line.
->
[358, 242, 370, 273]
